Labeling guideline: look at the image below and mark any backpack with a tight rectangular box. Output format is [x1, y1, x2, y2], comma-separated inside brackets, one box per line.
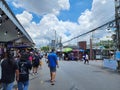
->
[0, 59, 4, 80]
[19, 61, 28, 75]
[18, 60, 32, 81]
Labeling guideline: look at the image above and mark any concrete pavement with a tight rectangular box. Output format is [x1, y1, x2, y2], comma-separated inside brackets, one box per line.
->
[13, 60, 119, 90]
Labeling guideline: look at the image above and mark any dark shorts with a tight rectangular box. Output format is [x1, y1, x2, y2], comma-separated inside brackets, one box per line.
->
[50, 67, 56, 72]
[32, 62, 39, 68]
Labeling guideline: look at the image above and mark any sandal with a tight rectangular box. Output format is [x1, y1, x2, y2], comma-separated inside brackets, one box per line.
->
[51, 81, 55, 85]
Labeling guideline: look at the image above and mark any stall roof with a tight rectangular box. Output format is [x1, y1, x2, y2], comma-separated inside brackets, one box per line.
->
[0, 0, 34, 46]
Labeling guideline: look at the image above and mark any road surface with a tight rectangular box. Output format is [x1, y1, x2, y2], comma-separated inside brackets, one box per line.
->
[28, 60, 120, 90]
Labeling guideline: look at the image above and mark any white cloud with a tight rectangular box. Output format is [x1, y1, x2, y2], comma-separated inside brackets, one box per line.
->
[58, 0, 70, 10]
[77, 0, 115, 43]
[78, 0, 115, 29]
[12, 0, 70, 15]
[16, 11, 33, 27]
[16, 12, 79, 47]
[9, 0, 115, 47]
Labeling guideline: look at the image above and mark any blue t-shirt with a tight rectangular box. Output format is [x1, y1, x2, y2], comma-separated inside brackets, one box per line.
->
[48, 52, 58, 67]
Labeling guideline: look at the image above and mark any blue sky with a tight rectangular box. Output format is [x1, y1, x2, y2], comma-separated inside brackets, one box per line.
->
[5, 0, 115, 47]
[8, 0, 93, 23]
[58, 0, 93, 22]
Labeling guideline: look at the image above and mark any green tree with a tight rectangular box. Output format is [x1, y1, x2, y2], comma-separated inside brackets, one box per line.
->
[40, 46, 50, 52]
[99, 40, 114, 49]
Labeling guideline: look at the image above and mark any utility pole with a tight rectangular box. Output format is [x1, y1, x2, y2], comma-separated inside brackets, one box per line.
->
[90, 32, 94, 60]
[115, 0, 120, 51]
[115, 0, 120, 70]
[59, 36, 63, 60]
[54, 30, 56, 51]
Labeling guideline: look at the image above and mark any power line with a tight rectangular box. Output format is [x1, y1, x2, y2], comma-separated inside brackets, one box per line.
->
[63, 18, 120, 44]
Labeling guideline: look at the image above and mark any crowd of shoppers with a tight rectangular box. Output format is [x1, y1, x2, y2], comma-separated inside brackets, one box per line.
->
[0, 48, 44, 90]
[0, 46, 91, 90]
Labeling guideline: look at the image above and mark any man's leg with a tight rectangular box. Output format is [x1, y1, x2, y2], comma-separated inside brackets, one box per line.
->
[50, 67, 56, 85]
[51, 72, 56, 85]
[23, 81, 29, 90]
[6, 82, 14, 90]
[84, 60, 86, 64]
[50, 72, 52, 81]
[51, 72, 56, 82]
[18, 82, 23, 90]
[1, 83, 7, 90]
[87, 60, 89, 64]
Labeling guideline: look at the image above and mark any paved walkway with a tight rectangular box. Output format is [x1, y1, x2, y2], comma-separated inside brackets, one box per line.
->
[89, 60, 103, 67]
[13, 60, 118, 90]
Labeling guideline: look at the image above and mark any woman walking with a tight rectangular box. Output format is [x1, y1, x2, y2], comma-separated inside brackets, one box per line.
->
[0, 51, 19, 90]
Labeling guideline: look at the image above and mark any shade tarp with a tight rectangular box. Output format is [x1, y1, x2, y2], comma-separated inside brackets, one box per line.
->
[72, 49, 80, 52]
[79, 49, 84, 52]
[63, 47, 72, 52]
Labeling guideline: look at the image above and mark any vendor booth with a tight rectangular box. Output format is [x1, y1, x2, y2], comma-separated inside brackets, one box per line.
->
[103, 51, 120, 70]
[0, 0, 34, 59]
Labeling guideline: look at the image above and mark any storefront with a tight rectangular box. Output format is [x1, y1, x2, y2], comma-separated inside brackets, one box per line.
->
[0, 0, 34, 59]
[0, 3, 34, 44]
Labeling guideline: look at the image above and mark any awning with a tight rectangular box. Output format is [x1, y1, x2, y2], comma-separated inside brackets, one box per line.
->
[0, 0, 34, 47]
[63, 47, 72, 53]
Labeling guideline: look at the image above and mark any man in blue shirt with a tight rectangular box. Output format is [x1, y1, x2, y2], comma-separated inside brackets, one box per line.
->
[48, 49, 59, 85]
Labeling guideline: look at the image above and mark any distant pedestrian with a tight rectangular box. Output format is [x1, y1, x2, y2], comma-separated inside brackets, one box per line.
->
[83, 53, 89, 64]
[39, 56, 43, 69]
[28, 52, 33, 64]
[17, 53, 32, 90]
[47, 49, 59, 85]
[44, 53, 48, 63]
[32, 52, 40, 74]
[62, 53, 65, 60]
[0, 51, 19, 90]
